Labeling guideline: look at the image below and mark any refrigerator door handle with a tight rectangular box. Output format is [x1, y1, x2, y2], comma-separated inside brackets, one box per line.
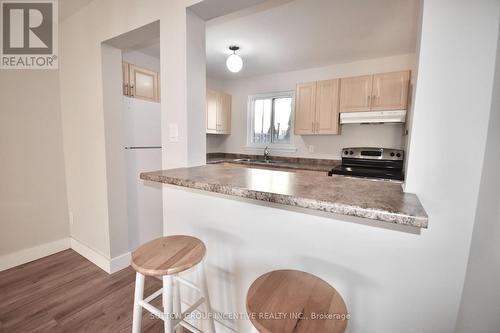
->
[125, 146, 162, 150]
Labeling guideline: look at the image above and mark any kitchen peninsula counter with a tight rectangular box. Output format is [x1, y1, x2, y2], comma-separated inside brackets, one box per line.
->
[141, 163, 428, 228]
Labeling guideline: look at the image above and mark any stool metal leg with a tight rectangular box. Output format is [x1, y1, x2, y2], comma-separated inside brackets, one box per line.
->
[163, 275, 174, 333]
[199, 262, 216, 333]
[132, 272, 145, 333]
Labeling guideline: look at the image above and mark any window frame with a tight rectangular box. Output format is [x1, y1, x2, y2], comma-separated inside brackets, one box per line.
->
[246, 91, 296, 152]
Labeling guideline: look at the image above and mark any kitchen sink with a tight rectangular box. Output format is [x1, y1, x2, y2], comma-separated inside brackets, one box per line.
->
[235, 159, 280, 164]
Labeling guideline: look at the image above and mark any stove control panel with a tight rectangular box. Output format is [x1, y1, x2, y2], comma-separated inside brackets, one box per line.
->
[341, 148, 404, 161]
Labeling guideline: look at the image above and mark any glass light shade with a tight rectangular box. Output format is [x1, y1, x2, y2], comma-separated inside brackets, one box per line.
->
[226, 53, 243, 73]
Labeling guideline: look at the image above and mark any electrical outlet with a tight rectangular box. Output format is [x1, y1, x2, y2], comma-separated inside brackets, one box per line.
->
[308, 145, 314, 153]
[69, 212, 74, 225]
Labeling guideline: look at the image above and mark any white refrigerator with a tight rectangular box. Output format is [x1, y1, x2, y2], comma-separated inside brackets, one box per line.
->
[124, 97, 163, 250]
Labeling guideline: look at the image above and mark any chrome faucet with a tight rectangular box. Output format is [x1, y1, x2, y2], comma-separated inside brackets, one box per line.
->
[264, 146, 270, 161]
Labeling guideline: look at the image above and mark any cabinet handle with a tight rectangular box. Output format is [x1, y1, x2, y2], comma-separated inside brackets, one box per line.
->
[124, 84, 129, 96]
[367, 95, 371, 106]
[372, 95, 376, 105]
[130, 85, 135, 97]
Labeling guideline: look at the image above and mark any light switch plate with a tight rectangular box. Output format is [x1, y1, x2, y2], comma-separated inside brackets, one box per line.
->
[169, 123, 179, 142]
[308, 145, 314, 153]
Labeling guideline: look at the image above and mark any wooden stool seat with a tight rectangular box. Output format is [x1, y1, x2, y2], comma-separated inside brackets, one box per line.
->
[131, 235, 206, 276]
[131, 235, 215, 333]
[246, 270, 348, 333]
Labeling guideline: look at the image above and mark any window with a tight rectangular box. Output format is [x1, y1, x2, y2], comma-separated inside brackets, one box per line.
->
[247, 92, 295, 150]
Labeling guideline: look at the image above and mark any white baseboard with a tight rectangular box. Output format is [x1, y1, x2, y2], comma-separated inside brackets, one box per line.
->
[69, 238, 110, 273]
[0, 238, 70, 272]
[70, 238, 130, 274]
[1, 237, 131, 274]
[109, 251, 131, 273]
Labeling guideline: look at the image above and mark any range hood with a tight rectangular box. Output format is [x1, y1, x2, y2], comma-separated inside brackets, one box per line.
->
[340, 110, 407, 124]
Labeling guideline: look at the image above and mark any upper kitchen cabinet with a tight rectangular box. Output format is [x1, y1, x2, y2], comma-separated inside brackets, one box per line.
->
[315, 79, 340, 134]
[206, 90, 231, 135]
[218, 92, 232, 134]
[294, 79, 340, 135]
[122, 62, 160, 103]
[294, 82, 316, 134]
[371, 71, 410, 111]
[122, 62, 130, 96]
[206, 90, 218, 133]
[339, 75, 373, 113]
[339, 71, 410, 112]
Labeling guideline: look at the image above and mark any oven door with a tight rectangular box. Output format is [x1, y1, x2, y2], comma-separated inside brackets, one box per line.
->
[330, 165, 404, 181]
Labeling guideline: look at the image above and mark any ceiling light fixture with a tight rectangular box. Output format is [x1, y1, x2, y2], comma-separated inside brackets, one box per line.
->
[226, 45, 243, 73]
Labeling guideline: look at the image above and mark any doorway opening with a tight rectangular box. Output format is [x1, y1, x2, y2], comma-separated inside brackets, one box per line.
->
[101, 21, 163, 254]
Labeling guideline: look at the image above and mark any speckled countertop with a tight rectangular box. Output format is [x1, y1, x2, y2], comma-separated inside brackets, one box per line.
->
[141, 164, 428, 228]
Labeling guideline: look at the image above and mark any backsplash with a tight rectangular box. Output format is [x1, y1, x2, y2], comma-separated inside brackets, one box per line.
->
[207, 123, 406, 159]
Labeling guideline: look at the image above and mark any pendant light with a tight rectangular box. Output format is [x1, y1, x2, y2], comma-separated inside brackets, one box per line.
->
[226, 45, 243, 73]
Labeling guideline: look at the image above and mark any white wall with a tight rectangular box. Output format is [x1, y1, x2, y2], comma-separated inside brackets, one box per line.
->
[101, 44, 130, 258]
[161, 1, 191, 169]
[455, 16, 500, 333]
[207, 54, 415, 159]
[187, 9, 208, 166]
[0, 70, 69, 258]
[404, 0, 500, 331]
[206, 134, 227, 153]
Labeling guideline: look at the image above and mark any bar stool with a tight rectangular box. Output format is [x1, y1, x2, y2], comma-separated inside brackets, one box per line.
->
[246, 270, 348, 333]
[131, 235, 216, 333]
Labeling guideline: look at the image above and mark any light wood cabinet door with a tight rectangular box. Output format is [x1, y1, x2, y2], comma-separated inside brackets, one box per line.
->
[218, 93, 231, 134]
[315, 79, 340, 134]
[206, 90, 231, 134]
[371, 71, 410, 111]
[206, 90, 218, 134]
[122, 62, 130, 96]
[294, 82, 317, 135]
[339, 75, 373, 112]
[128, 64, 159, 103]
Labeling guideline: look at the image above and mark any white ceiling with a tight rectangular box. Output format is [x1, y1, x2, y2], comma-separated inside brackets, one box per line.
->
[137, 41, 161, 59]
[206, 0, 421, 80]
[104, 21, 160, 58]
[189, 0, 271, 21]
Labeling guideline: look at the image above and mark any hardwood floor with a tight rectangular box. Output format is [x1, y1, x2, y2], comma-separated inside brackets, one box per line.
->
[0, 249, 175, 332]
